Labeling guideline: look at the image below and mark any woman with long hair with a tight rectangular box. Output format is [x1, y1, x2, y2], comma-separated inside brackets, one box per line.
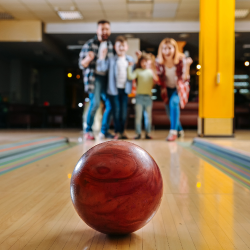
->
[156, 38, 193, 141]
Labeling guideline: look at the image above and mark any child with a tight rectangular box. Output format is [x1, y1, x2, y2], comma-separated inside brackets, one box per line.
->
[127, 52, 158, 139]
[97, 36, 134, 139]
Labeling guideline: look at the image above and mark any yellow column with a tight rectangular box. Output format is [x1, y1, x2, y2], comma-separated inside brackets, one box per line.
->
[198, 0, 235, 137]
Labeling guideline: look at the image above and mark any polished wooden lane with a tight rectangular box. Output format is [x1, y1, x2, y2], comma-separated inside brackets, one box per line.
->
[1, 130, 250, 250]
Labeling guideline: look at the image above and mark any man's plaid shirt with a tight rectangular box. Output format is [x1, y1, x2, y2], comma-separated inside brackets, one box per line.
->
[79, 35, 114, 92]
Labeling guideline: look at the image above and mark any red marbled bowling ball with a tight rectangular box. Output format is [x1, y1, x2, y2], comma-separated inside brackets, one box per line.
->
[70, 141, 163, 235]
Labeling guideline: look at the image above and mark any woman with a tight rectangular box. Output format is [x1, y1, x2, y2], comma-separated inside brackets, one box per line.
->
[156, 38, 193, 141]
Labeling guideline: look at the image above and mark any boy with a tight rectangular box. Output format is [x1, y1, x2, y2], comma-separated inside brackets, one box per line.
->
[97, 36, 134, 139]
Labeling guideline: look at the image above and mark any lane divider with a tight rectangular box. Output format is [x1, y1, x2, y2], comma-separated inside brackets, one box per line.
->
[190, 138, 250, 189]
[0, 137, 76, 175]
[0, 137, 68, 159]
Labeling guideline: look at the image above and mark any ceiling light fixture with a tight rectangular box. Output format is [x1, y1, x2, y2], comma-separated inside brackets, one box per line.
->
[235, 9, 249, 19]
[58, 11, 83, 20]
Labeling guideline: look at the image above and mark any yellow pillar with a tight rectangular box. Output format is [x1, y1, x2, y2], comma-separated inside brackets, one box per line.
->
[198, 0, 235, 137]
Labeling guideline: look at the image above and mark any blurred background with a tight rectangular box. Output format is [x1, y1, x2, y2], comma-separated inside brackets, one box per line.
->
[0, 0, 249, 131]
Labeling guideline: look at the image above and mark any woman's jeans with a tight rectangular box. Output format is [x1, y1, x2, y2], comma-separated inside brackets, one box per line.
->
[86, 75, 112, 135]
[166, 87, 183, 131]
[135, 94, 152, 135]
[108, 88, 128, 134]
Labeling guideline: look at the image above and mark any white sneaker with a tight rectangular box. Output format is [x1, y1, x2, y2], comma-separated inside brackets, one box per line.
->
[178, 130, 185, 138]
[98, 132, 105, 139]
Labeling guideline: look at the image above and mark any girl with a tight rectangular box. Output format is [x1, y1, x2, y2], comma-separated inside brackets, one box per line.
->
[156, 38, 193, 141]
[127, 53, 158, 139]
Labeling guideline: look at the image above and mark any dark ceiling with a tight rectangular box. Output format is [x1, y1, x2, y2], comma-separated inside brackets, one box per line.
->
[0, 32, 249, 68]
[49, 32, 200, 66]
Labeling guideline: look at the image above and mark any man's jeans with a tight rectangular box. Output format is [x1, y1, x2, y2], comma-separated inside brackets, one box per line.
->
[108, 88, 128, 134]
[166, 87, 182, 131]
[135, 94, 152, 135]
[86, 75, 112, 135]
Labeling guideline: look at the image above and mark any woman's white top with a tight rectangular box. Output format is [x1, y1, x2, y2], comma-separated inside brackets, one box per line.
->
[165, 66, 177, 88]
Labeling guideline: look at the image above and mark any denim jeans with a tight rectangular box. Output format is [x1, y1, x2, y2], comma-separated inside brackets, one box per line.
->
[86, 75, 112, 135]
[108, 88, 128, 134]
[135, 94, 152, 135]
[166, 87, 182, 131]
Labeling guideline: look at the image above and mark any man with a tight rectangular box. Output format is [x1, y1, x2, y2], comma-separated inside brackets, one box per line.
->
[79, 20, 114, 140]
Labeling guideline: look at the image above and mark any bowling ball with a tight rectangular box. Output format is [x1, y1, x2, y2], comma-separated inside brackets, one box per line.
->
[70, 141, 163, 235]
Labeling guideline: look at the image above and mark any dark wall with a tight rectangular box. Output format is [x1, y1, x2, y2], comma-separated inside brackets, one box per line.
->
[0, 60, 10, 97]
[0, 59, 65, 106]
[0, 59, 31, 104]
[39, 67, 65, 106]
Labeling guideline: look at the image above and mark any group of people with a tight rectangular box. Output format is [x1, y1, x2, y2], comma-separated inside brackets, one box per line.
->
[79, 20, 193, 142]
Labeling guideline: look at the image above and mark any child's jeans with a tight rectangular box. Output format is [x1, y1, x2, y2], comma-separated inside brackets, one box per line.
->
[135, 94, 152, 135]
[108, 88, 128, 134]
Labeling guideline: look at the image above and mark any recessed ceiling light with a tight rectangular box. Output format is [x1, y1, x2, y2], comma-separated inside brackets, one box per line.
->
[235, 9, 249, 19]
[58, 11, 83, 20]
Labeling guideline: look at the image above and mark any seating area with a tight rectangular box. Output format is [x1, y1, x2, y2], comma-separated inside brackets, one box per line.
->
[235, 104, 250, 129]
[3, 102, 250, 129]
[152, 101, 198, 128]
[126, 100, 199, 129]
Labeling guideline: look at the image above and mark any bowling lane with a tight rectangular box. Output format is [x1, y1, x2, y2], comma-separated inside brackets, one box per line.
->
[1, 133, 250, 250]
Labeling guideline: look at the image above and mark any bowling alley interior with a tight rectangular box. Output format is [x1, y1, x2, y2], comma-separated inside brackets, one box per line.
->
[1, 0, 250, 249]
